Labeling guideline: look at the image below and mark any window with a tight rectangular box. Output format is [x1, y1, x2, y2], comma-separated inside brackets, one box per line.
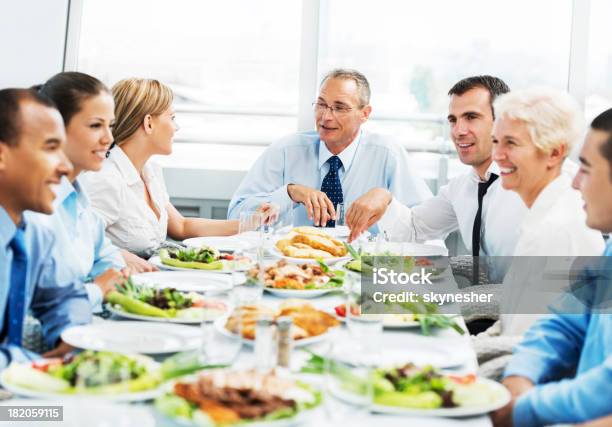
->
[586, 0, 612, 121]
[77, 0, 302, 144]
[318, 0, 573, 150]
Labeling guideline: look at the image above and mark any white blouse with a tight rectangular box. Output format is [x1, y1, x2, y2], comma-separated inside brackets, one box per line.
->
[81, 146, 170, 256]
[501, 173, 605, 335]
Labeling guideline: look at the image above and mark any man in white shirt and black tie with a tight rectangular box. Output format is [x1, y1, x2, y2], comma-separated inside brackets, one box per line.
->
[346, 76, 527, 268]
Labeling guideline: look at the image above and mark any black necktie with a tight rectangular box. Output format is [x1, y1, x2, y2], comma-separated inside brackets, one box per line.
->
[472, 173, 498, 257]
[320, 156, 343, 227]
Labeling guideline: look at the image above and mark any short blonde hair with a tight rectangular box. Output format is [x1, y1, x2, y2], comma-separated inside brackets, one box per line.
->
[111, 78, 173, 145]
[494, 88, 583, 155]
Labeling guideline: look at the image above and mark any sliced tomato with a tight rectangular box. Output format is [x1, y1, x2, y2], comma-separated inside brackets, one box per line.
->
[448, 374, 476, 385]
[32, 358, 62, 372]
[334, 304, 346, 317]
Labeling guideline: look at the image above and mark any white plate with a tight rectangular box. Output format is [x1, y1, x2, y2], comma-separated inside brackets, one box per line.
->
[130, 271, 239, 291]
[0, 360, 163, 403]
[331, 314, 420, 329]
[0, 399, 156, 426]
[183, 236, 246, 252]
[332, 377, 510, 417]
[332, 343, 465, 369]
[61, 322, 202, 354]
[149, 256, 252, 274]
[107, 304, 227, 324]
[269, 246, 351, 266]
[357, 242, 448, 256]
[214, 317, 334, 347]
[159, 375, 317, 427]
[264, 287, 342, 299]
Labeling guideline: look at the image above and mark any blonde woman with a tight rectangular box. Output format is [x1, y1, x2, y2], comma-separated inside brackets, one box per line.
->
[82, 78, 244, 268]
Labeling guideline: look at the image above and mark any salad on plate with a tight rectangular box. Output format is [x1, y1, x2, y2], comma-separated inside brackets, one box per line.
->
[1, 351, 161, 398]
[159, 246, 251, 271]
[107, 278, 227, 322]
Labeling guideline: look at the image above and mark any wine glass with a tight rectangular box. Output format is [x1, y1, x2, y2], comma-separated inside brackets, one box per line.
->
[323, 334, 375, 422]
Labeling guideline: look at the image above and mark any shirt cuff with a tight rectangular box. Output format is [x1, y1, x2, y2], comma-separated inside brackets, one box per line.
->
[378, 197, 410, 239]
[270, 184, 296, 212]
[503, 350, 550, 384]
[85, 282, 104, 314]
[513, 391, 539, 427]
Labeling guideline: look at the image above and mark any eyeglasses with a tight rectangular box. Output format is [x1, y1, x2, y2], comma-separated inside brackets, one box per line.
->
[312, 101, 360, 116]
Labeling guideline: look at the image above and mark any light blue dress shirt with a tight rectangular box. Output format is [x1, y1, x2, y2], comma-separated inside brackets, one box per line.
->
[227, 130, 432, 232]
[0, 206, 92, 369]
[27, 177, 125, 312]
[504, 240, 612, 426]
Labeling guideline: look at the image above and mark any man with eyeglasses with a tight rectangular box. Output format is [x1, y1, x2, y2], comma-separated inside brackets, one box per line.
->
[228, 68, 431, 229]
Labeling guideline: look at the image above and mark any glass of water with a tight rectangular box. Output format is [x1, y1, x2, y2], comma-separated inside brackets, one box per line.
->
[335, 202, 346, 226]
[345, 273, 383, 352]
[200, 312, 242, 366]
[324, 334, 375, 421]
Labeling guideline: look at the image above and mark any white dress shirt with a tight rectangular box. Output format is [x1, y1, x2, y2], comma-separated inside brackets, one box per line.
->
[227, 130, 432, 231]
[378, 161, 526, 257]
[501, 173, 605, 335]
[81, 146, 170, 256]
[512, 173, 605, 256]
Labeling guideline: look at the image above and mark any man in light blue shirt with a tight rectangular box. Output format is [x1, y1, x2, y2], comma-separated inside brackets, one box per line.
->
[28, 176, 126, 313]
[492, 108, 612, 427]
[228, 69, 431, 230]
[0, 88, 91, 368]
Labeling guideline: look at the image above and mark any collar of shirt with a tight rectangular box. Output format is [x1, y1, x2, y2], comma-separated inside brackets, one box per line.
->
[53, 176, 90, 221]
[317, 130, 362, 173]
[108, 146, 141, 186]
[0, 206, 17, 250]
[605, 239, 612, 256]
[521, 174, 570, 228]
[469, 160, 499, 183]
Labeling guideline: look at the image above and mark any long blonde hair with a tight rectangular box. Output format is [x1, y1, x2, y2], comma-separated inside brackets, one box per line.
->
[111, 78, 173, 146]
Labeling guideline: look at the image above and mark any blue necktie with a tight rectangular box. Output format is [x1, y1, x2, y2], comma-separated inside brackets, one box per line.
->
[7, 227, 28, 346]
[320, 156, 343, 227]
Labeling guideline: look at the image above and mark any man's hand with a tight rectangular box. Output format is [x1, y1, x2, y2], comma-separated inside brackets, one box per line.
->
[94, 268, 125, 297]
[258, 202, 280, 226]
[121, 249, 158, 273]
[42, 340, 74, 358]
[287, 184, 335, 226]
[345, 188, 392, 242]
[490, 376, 535, 427]
[578, 415, 612, 426]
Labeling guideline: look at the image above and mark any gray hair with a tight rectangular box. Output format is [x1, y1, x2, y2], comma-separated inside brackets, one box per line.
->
[320, 68, 371, 107]
[494, 87, 583, 156]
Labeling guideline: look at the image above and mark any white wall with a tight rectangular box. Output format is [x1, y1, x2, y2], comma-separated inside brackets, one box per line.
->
[0, 0, 69, 88]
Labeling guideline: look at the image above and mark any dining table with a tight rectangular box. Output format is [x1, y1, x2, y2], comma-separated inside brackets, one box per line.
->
[0, 236, 497, 427]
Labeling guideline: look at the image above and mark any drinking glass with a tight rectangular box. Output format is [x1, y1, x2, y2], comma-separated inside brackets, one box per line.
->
[231, 247, 263, 306]
[200, 312, 242, 366]
[345, 272, 383, 352]
[324, 335, 375, 422]
[335, 203, 346, 226]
